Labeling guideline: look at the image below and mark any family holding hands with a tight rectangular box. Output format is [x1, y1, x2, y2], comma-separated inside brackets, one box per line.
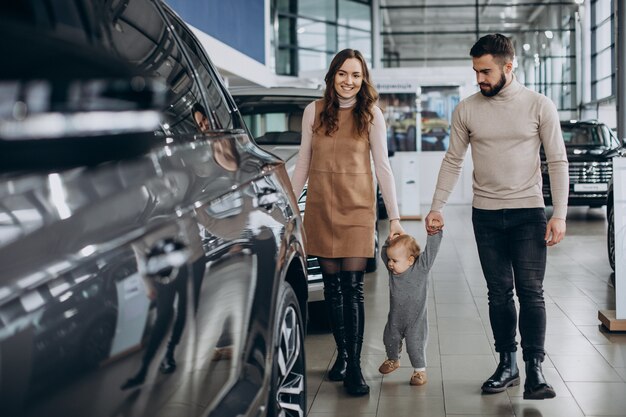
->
[292, 34, 568, 400]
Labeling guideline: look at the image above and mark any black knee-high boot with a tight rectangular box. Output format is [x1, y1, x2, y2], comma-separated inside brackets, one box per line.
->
[322, 272, 347, 381]
[340, 271, 369, 396]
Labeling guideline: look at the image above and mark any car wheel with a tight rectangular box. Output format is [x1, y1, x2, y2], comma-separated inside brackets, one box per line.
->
[268, 282, 306, 417]
[608, 203, 615, 271]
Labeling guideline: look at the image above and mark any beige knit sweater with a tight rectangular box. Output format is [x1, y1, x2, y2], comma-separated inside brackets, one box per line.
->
[431, 77, 569, 219]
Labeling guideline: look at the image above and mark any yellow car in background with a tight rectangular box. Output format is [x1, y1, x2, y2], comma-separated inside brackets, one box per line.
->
[421, 110, 449, 151]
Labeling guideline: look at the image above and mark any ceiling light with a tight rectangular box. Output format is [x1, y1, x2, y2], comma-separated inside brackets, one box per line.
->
[545, 30, 554, 39]
[523, 43, 531, 51]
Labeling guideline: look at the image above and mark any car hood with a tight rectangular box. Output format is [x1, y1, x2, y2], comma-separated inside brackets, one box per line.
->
[260, 144, 300, 176]
[542, 146, 618, 162]
[422, 118, 448, 128]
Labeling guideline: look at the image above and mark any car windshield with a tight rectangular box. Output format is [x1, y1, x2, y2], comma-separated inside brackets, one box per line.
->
[240, 111, 303, 145]
[562, 125, 604, 146]
[233, 92, 318, 146]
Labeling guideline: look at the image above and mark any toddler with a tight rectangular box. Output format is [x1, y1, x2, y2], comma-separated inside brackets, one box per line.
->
[379, 228, 442, 385]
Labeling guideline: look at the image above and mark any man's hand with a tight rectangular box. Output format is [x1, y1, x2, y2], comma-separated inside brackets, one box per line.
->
[545, 218, 566, 246]
[425, 210, 444, 235]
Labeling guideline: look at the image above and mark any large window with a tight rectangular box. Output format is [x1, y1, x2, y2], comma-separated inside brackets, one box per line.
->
[271, 0, 372, 76]
[591, 0, 615, 101]
[380, 1, 580, 112]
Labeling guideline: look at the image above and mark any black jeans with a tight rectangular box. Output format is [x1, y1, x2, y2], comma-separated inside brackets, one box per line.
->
[472, 207, 547, 362]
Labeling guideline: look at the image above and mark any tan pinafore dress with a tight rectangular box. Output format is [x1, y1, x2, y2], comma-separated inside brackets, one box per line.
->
[304, 100, 376, 258]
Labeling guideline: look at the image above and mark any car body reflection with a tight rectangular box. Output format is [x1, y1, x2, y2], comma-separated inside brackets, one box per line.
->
[0, 1, 308, 416]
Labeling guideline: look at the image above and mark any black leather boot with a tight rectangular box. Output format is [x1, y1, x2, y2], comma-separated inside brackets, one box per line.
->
[340, 271, 369, 396]
[481, 352, 520, 393]
[323, 272, 348, 381]
[159, 346, 177, 374]
[523, 358, 556, 400]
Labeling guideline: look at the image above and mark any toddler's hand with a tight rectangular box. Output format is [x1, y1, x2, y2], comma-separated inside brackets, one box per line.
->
[427, 218, 443, 235]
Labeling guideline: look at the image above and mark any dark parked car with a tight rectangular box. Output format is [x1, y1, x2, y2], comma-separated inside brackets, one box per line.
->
[606, 146, 626, 271]
[0, 2, 307, 417]
[542, 120, 623, 208]
[231, 86, 383, 279]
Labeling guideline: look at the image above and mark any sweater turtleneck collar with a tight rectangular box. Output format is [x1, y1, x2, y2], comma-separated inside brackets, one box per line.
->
[338, 95, 357, 108]
[487, 73, 523, 102]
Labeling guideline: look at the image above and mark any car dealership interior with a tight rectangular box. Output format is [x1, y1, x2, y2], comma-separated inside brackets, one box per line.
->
[198, 1, 625, 416]
[1, 1, 626, 417]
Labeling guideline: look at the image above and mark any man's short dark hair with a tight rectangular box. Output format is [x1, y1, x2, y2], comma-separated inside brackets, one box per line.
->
[470, 33, 515, 64]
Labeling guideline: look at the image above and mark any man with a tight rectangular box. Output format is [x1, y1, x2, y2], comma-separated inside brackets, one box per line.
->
[425, 34, 568, 400]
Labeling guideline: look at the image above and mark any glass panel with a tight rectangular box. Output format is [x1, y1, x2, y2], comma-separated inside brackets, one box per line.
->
[299, 0, 336, 21]
[594, 0, 613, 25]
[595, 77, 613, 100]
[276, 0, 293, 13]
[338, 27, 371, 61]
[242, 113, 302, 145]
[299, 49, 333, 72]
[381, 2, 578, 71]
[383, 33, 473, 67]
[595, 19, 613, 48]
[167, 13, 234, 131]
[297, 18, 336, 52]
[338, 0, 371, 31]
[561, 126, 602, 146]
[277, 47, 295, 75]
[595, 48, 614, 80]
[279, 16, 294, 44]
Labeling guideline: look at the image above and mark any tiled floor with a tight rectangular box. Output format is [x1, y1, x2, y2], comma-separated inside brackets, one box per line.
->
[304, 205, 626, 417]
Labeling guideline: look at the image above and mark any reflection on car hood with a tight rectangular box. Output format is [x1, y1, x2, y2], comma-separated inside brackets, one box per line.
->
[565, 146, 619, 163]
[541, 146, 614, 162]
[260, 144, 299, 176]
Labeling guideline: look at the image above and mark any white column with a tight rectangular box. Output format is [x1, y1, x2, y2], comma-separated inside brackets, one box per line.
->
[614, 158, 626, 320]
[372, 0, 381, 69]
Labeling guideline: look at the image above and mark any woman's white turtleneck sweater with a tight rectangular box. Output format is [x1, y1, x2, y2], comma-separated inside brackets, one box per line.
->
[291, 96, 400, 221]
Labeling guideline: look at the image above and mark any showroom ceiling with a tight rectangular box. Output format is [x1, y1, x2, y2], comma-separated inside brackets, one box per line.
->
[379, 0, 582, 67]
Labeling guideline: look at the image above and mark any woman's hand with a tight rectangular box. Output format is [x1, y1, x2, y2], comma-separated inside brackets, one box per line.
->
[389, 218, 405, 240]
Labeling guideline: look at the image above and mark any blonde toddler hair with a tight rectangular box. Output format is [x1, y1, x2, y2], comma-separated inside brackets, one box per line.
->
[387, 234, 421, 258]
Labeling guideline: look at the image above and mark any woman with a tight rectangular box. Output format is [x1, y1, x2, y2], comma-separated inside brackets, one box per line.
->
[292, 49, 404, 396]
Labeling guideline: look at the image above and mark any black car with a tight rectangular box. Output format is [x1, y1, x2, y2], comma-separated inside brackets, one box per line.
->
[231, 87, 383, 277]
[606, 148, 626, 271]
[0, 2, 307, 417]
[542, 120, 623, 208]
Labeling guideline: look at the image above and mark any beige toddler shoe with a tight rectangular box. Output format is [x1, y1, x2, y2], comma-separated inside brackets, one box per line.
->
[410, 370, 428, 386]
[378, 359, 400, 374]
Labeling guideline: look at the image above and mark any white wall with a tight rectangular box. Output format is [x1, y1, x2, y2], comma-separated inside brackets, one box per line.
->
[412, 151, 474, 207]
[389, 150, 474, 217]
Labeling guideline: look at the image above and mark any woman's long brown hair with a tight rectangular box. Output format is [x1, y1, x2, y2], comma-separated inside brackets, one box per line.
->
[314, 49, 378, 138]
